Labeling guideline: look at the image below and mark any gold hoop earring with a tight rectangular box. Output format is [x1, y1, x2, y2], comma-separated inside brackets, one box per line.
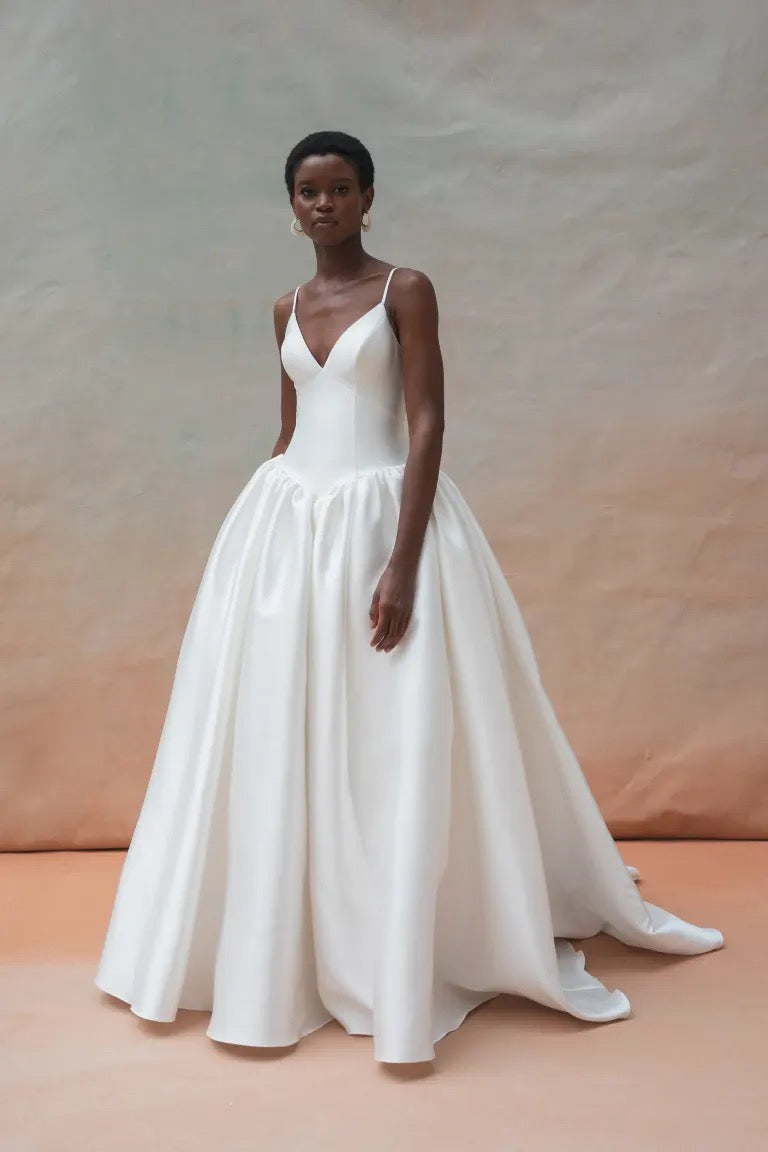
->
[291, 217, 304, 236]
[361, 210, 371, 232]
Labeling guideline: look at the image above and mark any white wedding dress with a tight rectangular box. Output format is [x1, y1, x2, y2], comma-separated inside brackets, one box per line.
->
[95, 266, 723, 1063]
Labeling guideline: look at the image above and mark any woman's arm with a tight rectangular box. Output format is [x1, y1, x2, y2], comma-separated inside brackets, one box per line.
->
[271, 294, 297, 457]
[369, 269, 444, 653]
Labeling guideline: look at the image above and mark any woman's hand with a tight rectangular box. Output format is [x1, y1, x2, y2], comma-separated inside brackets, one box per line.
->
[369, 562, 417, 652]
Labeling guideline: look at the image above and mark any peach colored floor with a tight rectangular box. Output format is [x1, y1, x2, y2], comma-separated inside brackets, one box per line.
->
[1, 843, 767, 1151]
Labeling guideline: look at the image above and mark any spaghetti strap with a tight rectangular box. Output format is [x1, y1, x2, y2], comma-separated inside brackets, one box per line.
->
[291, 285, 300, 315]
[381, 266, 399, 305]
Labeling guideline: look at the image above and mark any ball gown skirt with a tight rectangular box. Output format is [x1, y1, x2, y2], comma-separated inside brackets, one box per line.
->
[95, 268, 723, 1063]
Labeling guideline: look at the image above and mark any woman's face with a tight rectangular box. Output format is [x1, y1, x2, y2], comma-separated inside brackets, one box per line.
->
[290, 153, 373, 244]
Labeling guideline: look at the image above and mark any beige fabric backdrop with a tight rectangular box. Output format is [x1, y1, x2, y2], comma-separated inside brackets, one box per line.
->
[1, 0, 767, 849]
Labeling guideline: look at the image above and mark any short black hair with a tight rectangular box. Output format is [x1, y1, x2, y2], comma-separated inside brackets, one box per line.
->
[284, 131, 374, 196]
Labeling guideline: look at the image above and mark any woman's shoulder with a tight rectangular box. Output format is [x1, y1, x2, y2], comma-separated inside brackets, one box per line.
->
[387, 266, 438, 315]
[389, 264, 432, 289]
[272, 287, 297, 344]
[273, 286, 296, 314]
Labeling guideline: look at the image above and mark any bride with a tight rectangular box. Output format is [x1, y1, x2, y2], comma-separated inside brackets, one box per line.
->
[95, 130, 723, 1064]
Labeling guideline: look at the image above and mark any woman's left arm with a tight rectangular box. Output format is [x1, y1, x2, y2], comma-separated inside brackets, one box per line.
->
[369, 269, 444, 652]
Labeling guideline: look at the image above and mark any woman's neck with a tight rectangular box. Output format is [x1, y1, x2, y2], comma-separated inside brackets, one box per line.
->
[313, 236, 374, 284]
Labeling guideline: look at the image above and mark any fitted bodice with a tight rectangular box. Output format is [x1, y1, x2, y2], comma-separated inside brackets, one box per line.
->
[278, 268, 408, 496]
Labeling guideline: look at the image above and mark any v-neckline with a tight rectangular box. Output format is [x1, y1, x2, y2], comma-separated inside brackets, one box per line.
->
[291, 301, 385, 372]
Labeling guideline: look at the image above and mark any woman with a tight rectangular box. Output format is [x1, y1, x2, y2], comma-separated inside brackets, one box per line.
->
[95, 130, 723, 1064]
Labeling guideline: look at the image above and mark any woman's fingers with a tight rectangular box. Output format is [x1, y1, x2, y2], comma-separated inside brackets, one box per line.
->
[373, 609, 412, 652]
[383, 614, 404, 652]
[391, 612, 412, 650]
[370, 603, 392, 649]
[369, 580, 414, 651]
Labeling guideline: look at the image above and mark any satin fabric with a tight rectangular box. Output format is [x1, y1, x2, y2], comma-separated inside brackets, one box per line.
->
[95, 267, 723, 1062]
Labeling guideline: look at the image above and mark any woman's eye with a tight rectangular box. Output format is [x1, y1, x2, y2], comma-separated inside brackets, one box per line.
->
[299, 185, 350, 196]
[298, 185, 348, 196]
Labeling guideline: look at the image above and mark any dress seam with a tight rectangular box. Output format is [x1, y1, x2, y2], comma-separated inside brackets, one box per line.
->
[268, 458, 409, 501]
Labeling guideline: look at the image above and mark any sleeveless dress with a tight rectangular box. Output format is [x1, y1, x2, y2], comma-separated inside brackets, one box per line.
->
[95, 266, 723, 1063]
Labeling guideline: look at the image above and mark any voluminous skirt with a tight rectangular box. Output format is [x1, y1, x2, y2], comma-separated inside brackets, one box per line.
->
[95, 457, 723, 1063]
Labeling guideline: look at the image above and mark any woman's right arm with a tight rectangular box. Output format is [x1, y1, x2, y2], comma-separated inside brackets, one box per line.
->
[271, 294, 297, 457]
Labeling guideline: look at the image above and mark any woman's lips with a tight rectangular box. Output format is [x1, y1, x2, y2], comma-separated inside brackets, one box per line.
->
[314, 219, 336, 226]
